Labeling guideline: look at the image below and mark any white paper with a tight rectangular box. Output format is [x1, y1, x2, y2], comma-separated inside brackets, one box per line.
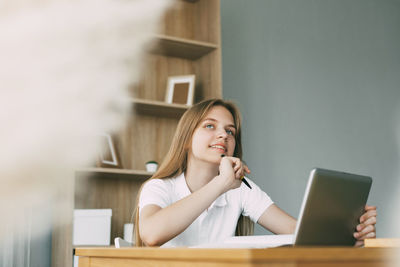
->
[192, 234, 294, 248]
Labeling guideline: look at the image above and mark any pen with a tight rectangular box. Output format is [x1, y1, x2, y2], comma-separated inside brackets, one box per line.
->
[240, 175, 252, 189]
[221, 154, 252, 189]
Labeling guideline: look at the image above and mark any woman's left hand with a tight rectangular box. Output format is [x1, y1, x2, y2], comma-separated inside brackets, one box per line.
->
[354, 205, 377, 247]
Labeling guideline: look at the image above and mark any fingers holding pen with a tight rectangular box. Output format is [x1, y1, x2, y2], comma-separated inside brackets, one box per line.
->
[222, 155, 242, 178]
[233, 161, 244, 179]
[218, 155, 241, 191]
[219, 155, 253, 190]
[221, 154, 250, 180]
[237, 163, 252, 180]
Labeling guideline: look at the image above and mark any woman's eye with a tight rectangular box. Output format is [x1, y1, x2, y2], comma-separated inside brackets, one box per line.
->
[205, 124, 214, 129]
[226, 129, 235, 135]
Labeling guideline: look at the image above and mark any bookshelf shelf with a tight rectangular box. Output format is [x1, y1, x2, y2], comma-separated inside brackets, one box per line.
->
[150, 34, 217, 60]
[75, 167, 153, 180]
[131, 98, 190, 117]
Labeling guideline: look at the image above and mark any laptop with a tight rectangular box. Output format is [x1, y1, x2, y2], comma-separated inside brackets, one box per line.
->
[293, 168, 372, 246]
[196, 168, 372, 248]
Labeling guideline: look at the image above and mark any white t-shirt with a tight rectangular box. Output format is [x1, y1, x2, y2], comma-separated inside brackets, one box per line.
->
[139, 173, 273, 247]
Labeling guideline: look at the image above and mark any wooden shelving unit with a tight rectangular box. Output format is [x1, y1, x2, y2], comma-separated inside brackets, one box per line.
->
[75, 167, 153, 180]
[53, 1, 222, 266]
[150, 34, 217, 60]
[132, 98, 190, 117]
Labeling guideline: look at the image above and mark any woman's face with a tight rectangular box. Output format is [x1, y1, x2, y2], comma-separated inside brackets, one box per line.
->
[188, 106, 236, 165]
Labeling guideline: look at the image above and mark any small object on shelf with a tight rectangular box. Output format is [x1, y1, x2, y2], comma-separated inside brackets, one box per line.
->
[165, 75, 195, 106]
[123, 223, 135, 244]
[73, 209, 112, 246]
[145, 161, 158, 172]
[97, 133, 122, 168]
[114, 237, 133, 248]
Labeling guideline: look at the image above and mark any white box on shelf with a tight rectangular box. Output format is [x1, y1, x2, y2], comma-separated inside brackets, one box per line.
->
[73, 209, 112, 246]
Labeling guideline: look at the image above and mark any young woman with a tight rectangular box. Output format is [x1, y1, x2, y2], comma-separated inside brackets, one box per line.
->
[135, 99, 377, 247]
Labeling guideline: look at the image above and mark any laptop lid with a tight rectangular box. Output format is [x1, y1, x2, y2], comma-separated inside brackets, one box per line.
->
[293, 168, 372, 246]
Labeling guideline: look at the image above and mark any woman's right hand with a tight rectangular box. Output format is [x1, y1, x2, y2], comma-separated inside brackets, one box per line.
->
[216, 156, 251, 193]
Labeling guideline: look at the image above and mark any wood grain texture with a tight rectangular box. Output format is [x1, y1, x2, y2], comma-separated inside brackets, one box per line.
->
[365, 238, 400, 247]
[75, 247, 399, 267]
[159, 0, 219, 43]
[133, 54, 195, 101]
[78, 256, 90, 267]
[122, 113, 180, 170]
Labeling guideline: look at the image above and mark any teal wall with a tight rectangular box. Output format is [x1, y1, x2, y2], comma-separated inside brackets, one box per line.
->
[221, 0, 400, 237]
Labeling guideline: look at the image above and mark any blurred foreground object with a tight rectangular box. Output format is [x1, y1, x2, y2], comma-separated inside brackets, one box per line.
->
[0, 0, 171, 262]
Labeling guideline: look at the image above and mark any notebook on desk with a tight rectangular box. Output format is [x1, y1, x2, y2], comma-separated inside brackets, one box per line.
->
[195, 168, 372, 248]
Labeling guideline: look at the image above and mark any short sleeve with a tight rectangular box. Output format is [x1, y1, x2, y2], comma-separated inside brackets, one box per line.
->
[139, 179, 172, 214]
[241, 178, 274, 223]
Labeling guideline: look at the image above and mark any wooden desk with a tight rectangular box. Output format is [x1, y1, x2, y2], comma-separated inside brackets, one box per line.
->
[365, 238, 400, 248]
[75, 247, 399, 267]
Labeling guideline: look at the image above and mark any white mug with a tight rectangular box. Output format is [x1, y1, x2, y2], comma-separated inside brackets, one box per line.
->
[145, 161, 158, 172]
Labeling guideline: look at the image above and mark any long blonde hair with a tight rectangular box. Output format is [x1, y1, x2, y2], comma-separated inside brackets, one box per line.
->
[133, 99, 253, 246]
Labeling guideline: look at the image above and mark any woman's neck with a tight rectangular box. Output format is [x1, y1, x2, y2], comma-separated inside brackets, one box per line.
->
[185, 159, 219, 193]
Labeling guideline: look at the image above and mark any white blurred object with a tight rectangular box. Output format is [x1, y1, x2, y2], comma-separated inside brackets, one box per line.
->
[73, 209, 112, 246]
[145, 161, 159, 172]
[114, 237, 133, 248]
[123, 223, 134, 244]
[0, 0, 171, 242]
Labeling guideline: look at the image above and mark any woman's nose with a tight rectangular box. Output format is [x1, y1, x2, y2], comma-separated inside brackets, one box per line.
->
[217, 128, 228, 138]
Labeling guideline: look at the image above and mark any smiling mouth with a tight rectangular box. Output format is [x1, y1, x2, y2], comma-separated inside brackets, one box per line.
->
[210, 145, 227, 152]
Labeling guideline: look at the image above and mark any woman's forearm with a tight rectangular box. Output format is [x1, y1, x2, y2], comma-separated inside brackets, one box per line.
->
[139, 177, 226, 246]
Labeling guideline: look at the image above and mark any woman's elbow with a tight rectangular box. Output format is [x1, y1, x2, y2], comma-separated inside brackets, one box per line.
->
[141, 237, 160, 247]
[139, 228, 164, 247]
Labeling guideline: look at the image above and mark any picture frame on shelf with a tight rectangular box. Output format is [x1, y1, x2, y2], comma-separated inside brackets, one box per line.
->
[97, 133, 122, 168]
[165, 75, 195, 106]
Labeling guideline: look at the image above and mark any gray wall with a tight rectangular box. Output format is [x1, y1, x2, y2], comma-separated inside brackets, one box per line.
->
[221, 0, 400, 237]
